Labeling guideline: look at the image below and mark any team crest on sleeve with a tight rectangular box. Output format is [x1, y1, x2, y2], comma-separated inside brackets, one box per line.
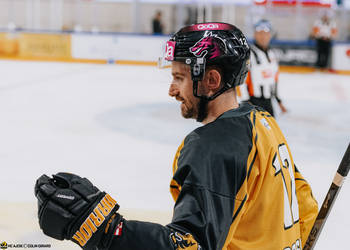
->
[170, 232, 201, 250]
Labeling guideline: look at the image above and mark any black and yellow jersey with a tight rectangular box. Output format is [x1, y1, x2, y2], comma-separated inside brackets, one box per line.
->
[104, 102, 318, 250]
[170, 102, 318, 250]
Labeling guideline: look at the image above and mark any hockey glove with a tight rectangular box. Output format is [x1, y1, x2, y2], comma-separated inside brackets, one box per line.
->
[34, 172, 120, 249]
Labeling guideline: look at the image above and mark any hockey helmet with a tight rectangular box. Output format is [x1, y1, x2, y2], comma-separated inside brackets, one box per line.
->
[254, 19, 272, 33]
[160, 22, 250, 101]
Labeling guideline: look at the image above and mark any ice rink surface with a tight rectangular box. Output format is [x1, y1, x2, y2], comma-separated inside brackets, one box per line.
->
[0, 60, 349, 249]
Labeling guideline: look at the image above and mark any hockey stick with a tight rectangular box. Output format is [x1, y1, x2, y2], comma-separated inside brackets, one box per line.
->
[303, 143, 350, 250]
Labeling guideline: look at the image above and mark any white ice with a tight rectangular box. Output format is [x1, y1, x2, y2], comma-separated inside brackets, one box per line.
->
[0, 60, 349, 249]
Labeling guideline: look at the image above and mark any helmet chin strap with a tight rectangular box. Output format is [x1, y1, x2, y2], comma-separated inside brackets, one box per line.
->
[196, 97, 209, 122]
[193, 82, 232, 123]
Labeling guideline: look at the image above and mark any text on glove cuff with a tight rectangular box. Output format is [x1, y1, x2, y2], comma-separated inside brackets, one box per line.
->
[72, 194, 117, 247]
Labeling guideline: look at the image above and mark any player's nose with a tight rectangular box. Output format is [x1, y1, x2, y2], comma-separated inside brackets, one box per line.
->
[168, 83, 179, 97]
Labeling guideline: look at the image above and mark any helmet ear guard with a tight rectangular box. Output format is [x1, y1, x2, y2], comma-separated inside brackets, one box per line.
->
[190, 57, 206, 82]
[171, 56, 206, 83]
[188, 57, 209, 100]
[174, 56, 208, 100]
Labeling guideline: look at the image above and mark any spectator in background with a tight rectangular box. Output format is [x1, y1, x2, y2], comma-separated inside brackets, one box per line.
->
[152, 11, 163, 34]
[311, 13, 337, 70]
[237, 19, 287, 117]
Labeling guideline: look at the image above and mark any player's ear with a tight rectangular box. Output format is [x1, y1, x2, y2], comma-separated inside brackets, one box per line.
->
[205, 68, 221, 91]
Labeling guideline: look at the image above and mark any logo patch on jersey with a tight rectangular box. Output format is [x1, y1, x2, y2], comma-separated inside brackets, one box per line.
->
[260, 118, 271, 130]
[170, 232, 201, 250]
[262, 69, 273, 79]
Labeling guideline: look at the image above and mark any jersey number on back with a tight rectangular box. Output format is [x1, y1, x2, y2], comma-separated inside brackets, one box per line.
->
[273, 144, 299, 229]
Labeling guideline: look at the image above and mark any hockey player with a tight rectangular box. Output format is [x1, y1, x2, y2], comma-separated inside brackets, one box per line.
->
[34, 23, 318, 250]
[238, 19, 287, 117]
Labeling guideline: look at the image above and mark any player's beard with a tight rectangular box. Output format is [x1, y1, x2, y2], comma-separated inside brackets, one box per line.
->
[180, 97, 207, 122]
[181, 101, 196, 119]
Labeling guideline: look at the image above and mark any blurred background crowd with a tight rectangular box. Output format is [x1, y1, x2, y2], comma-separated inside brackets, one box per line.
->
[0, 0, 349, 41]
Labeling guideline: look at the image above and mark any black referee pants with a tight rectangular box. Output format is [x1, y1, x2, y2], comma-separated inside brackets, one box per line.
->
[316, 39, 331, 69]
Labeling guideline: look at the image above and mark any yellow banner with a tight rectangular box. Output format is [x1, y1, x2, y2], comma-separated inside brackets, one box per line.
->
[0, 33, 20, 56]
[19, 33, 71, 58]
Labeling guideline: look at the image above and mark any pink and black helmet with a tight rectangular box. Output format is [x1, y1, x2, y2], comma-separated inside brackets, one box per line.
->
[164, 22, 250, 100]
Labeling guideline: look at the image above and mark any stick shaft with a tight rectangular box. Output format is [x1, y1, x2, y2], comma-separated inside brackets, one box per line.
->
[303, 143, 350, 250]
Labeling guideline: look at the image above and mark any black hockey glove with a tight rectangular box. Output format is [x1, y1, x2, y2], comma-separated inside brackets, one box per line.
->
[34, 172, 120, 249]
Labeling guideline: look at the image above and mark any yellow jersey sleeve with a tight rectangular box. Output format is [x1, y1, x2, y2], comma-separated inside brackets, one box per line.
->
[294, 167, 319, 247]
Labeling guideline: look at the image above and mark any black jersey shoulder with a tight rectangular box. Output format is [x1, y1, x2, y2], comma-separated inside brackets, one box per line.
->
[174, 103, 255, 198]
